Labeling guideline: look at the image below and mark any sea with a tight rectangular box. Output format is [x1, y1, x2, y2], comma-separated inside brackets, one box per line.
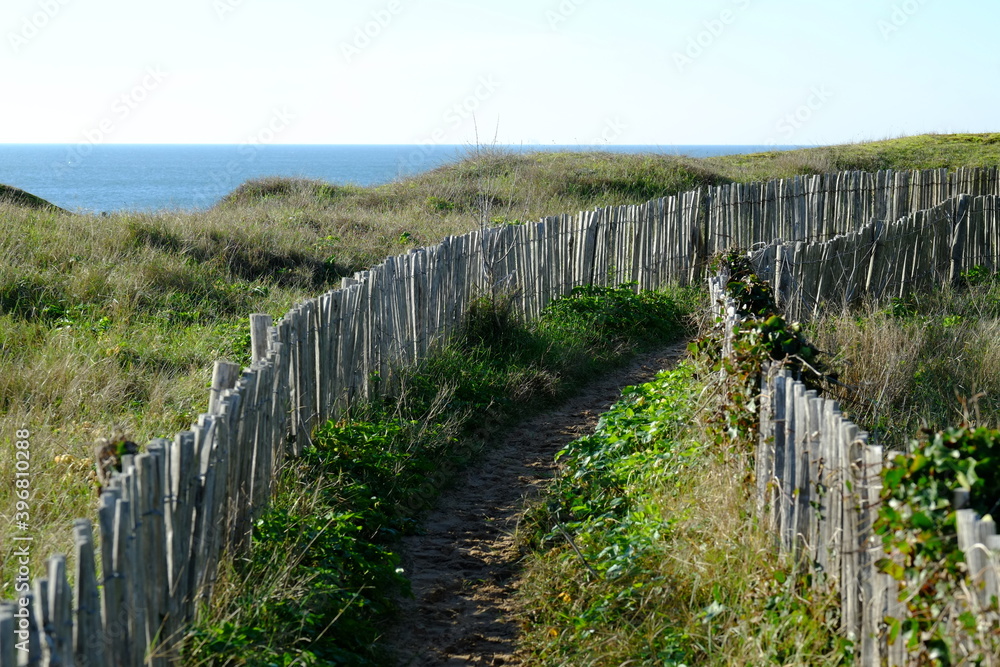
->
[0, 144, 797, 214]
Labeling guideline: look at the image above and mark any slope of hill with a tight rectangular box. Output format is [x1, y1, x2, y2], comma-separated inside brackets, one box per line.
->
[0, 183, 65, 211]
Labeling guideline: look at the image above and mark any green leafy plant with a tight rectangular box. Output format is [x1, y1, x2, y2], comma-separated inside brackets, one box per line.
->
[519, 364, 700, 664]
[875, 427, 1000, 663]
[692, 251, 829, 444]
[543, 282, 687, 346]
[960, 264, 993, 287]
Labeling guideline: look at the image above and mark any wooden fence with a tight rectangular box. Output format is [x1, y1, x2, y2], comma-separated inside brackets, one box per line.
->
[701, 167, 1000, 251]
[751, 194, 1000, 320]
[711, 245, 1000, 664]
[753, 362, 1000, 665]
[4, 166, 1000, 665]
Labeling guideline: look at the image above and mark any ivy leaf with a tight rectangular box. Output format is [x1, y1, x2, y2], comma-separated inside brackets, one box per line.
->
[884, 466, 907, 489]
[876, 557, 905, 581]
[911, 511, 935, 530]
[909, 454, 929, 474]
[885, 616, 902, 644]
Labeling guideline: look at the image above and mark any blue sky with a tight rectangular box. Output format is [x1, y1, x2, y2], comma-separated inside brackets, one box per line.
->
[2, 0, 997, 146]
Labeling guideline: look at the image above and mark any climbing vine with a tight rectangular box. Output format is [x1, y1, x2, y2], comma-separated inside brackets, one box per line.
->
[691, 251, 828, 445]
[875, 426, 1000, 663]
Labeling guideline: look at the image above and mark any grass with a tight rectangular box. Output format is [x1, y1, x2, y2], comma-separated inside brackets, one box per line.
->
[810, 277, 1000, 448]
[0, 147, 731, 588]
[179, 283, 695, 665]
[0, 141, 761, 587]
[0, 183, 67, 211]
[702, 132, 1000, 181]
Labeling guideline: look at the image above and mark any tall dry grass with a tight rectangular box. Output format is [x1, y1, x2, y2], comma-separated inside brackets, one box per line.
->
[811, 283, 1000, 448]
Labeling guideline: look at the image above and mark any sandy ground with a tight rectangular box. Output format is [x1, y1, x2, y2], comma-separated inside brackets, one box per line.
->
[387, 343, 688, 666]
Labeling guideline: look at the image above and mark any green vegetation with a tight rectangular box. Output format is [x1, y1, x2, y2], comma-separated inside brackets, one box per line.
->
[704, 133, 1000, 181]
[692, 252, 829, 444]
[713, 255, 1000, 664]
[0, 144, 732, 585]
[514, 254, 849, 666]
[875, 427, 1000, 662]
[516, 250, 1000, 666]
[516, 360, 849, 666]
[180, 284, 693, 665]
[1, 132, 999, 659]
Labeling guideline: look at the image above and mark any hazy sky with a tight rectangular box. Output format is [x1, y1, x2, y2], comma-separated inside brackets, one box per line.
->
[2, 0, 997, 146]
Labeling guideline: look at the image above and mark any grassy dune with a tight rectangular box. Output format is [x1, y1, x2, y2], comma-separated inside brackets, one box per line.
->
[1, 134, 997, 595]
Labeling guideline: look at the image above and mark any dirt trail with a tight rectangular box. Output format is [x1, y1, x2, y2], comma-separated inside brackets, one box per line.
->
[388, 343, 688, 666]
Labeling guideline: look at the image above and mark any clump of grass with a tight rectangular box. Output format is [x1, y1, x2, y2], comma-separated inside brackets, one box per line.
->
[181, 421, 418, 666]
[811, 278, 1000, 447]
[0, 184, 66, 211]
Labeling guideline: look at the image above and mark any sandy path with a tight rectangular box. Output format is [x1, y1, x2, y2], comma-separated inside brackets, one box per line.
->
[387, 343, 688, 666]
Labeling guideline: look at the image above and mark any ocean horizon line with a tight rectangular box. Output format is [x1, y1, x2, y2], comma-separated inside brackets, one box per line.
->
[0, 142, 806, 154]
[0, 143, 803, 212]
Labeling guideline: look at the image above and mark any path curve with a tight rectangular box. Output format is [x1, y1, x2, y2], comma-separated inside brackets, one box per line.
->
[388, 342, 689, 666]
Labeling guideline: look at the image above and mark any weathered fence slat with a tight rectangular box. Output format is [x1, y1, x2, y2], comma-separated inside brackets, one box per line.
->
[71, 519, 103, 666]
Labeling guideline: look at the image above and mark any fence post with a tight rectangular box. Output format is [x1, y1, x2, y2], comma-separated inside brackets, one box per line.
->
[0, 603, 15, 667]
[209, 361, 241, 415]
[250, 314, 274, 365]
[72, 519, 104, 667]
